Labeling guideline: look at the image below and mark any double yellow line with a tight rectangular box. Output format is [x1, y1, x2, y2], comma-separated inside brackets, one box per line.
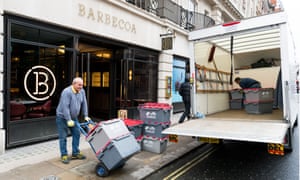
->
[163, 145, 219, 180]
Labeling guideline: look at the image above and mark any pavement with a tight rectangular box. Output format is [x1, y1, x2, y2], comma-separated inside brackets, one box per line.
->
[0, 114, 203, 180]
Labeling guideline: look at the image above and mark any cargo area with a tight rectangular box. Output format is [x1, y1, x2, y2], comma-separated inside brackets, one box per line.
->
[206, 109, 283, 122]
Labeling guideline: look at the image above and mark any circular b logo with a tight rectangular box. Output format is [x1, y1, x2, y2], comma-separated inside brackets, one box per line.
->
[24, 65, 56, 101]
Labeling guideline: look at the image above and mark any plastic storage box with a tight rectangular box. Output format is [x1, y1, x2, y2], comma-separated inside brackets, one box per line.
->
[244, 100, 273, 114]
[142, 136, 168, 154]
[123, 119, 144, 138]
[138, 103, 172, 124]
[244, 88, 274, 101]
[229, 99, 243, 109]
[86, 119, 130, 155]
[143, 122, 170, 138]
[229, 89, 244, 100]
[97, 134, 141, 170]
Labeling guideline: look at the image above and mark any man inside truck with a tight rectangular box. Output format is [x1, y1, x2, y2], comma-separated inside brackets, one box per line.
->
[234, 77, 261, 89]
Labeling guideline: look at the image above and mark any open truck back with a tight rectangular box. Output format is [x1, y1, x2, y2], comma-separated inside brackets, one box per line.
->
[163, 11, 299, 154]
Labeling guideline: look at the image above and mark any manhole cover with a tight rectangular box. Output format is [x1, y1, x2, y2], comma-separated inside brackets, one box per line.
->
[40, 175, 59, 180]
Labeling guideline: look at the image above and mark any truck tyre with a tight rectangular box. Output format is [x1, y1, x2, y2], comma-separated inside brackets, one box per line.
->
[284, 128, 293, 152]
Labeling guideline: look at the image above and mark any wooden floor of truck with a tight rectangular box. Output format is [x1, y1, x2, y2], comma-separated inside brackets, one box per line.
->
[206, 109, 283, 122]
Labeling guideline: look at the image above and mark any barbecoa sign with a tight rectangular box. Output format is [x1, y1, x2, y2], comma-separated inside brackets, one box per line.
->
[78, 3, 136, 34]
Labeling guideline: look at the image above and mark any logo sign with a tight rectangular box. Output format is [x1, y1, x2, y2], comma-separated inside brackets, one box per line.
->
[145, 111, 157, 119]
[162, 37, 173, 50]
[24, 65, 56, 101]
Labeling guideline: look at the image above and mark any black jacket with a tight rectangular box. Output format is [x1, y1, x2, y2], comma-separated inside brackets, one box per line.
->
[179, 81, 191, 102]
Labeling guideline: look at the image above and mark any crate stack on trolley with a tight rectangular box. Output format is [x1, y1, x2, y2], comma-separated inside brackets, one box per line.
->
[84, 119, 140, 176]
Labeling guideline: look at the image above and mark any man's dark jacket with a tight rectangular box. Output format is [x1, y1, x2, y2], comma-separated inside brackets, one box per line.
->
[179, 80, 191, 102]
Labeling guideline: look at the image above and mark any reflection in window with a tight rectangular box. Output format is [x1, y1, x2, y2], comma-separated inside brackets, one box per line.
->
[9, 22, 73, 120]
[102, 72, 109, 87]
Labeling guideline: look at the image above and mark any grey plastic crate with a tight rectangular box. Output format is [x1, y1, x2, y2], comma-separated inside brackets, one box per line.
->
[244, 100, 273, 114]
[97, 134, 141, 170]
[229, 99, 243, 109]
[142, 137, 168, 154]
[229, 89, 244, 100]
[86, 119, 130, 155]
[138, 103, 172, 124]
[244, 88, 274, 101]
[143, 122, 170, 138]
[124, 119, 144, 138]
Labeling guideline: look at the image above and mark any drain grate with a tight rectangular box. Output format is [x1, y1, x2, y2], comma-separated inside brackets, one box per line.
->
[40, 175, 59, 180]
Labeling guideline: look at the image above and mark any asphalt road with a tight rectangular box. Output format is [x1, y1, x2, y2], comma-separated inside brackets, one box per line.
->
[145, 126, 299, 180]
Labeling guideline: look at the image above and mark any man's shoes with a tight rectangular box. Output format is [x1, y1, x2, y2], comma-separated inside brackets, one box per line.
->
[178, 120, 184, 124]
[71, 152, 86, 160]
[61, 155, 70, 164]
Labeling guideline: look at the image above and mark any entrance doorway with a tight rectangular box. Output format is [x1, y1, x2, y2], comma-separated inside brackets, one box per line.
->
[76, 48, 113, 121]
[77, 44, 159, 121]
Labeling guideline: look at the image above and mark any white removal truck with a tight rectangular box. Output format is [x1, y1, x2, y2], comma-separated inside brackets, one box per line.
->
[163, 11, 299, 153]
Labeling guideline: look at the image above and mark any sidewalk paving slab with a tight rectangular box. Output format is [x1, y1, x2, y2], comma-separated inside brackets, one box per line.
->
[0, 115, 202, 180]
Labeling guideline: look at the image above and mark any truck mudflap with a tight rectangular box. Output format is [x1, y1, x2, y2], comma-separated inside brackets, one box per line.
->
[162, 118, 289, 144]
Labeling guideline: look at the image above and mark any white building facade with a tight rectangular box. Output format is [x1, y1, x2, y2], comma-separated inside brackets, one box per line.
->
[0, 0, 274, 153]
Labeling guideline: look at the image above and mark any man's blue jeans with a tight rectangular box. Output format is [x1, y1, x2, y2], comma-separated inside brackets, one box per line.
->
[56, 116, 80, 157]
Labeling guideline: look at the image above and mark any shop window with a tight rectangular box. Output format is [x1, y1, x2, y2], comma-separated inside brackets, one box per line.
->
[9, 22, 74, 121]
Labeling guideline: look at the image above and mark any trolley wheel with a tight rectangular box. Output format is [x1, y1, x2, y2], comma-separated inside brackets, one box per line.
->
[95, 162, 109, 177]
[118, 162, 126, 169]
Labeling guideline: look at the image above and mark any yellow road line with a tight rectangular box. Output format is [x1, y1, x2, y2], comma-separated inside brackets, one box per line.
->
[163, 145, 219, 180]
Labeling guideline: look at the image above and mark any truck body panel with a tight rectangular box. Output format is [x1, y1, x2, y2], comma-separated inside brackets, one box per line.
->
[164, 12, 298, 146]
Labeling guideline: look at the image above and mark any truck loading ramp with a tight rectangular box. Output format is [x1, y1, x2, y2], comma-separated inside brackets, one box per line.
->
[163, 118, 289, 144]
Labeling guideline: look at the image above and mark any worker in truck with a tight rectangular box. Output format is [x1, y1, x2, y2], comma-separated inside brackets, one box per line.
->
[178, 74, 192, 123]
[234, 77, 261, 89]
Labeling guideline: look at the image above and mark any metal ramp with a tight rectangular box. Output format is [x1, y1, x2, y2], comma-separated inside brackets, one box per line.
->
[163, 118, 289, 144]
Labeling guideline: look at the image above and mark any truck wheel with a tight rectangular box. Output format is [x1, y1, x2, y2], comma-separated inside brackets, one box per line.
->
[95, 162, 109, 177]
[284, 128, 293, 152]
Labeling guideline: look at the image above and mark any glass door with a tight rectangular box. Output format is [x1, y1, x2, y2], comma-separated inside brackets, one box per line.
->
[76, 52, 112, 121]
[76, 53, 92, 120]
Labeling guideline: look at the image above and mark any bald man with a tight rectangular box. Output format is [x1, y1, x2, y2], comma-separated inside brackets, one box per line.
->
[56, 77, 90, 164]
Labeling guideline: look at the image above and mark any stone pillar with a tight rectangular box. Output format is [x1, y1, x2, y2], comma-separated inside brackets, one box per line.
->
[157, 51, 173, 104]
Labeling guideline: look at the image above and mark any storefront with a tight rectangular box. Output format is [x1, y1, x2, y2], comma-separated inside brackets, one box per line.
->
[0, 0, 191, 151]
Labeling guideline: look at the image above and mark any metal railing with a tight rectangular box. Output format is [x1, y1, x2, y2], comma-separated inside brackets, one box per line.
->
[126, 0, 215, 30]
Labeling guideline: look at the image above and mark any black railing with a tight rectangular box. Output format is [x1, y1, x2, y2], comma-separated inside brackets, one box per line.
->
[126, 0, 215, 30]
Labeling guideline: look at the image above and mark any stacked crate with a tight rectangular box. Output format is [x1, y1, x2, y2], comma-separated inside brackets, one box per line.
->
[123, 118, 144, 148]
[243, 88, 274, 114]
[229, 89, 244, 109]
[138, 103, 172, 154]
[86, 119, 141, 171]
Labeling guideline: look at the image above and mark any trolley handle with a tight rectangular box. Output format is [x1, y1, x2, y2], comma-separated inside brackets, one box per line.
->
[76, 120, 96, 137]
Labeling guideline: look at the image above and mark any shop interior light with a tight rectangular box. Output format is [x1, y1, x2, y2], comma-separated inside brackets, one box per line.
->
[58, 45, 65, 54]
[128, 69, 132, 81]
[96, 51, 111, 59]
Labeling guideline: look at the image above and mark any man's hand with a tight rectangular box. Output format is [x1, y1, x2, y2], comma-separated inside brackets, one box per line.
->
[67, 120, 75, 127]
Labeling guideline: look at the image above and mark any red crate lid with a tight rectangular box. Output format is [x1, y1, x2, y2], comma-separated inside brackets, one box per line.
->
[139, 102, 172, 110]
[123, 118, 144, 126]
